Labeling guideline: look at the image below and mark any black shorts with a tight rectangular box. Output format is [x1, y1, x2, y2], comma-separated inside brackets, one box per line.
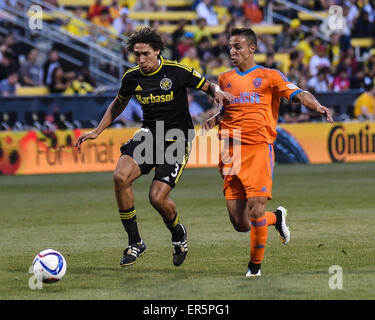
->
[120, 129, 191, 188]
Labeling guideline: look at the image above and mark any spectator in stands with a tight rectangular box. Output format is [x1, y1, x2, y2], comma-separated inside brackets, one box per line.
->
[327, 32, 341, 68]
[261, 52, 278, 69]
[109, 0, 121, 23]
[307, 67, 330, 93]
[92, 7, 112, 29]
[295, 30, 316, 65]
[48, 66, 72, 94]
[196, 36, 213, 67]
[352, 10, 375, 38]
[332, 67, 350, 92]
[171, 19, 187, 45]
[196, 0, 219, 26]
[194, 18, 213, 44]
[177, 32, 194, 60]
[133, 0, 160, 12]
[350, 65, 366, 90]
[309, 44, 331, 77]
[346, 0, 359, 30]
[161, 33, 179, 61]
[289, 50, 307, 74]
[113, 7, 133, 35]
[353, 77, 375, 120]
[212, 0, 231, 25]
[43, 49, 60, 86]
[0, 71, 18, 96]
[275, 20, 303, 53]
[180, 47, 203, 74]
[211, 33, 229, 59]
[228, 0, 244, 21]
[88, 0, 105, 20]
[206, 55, 231, 77]
[242, 0, 263, 25]
[365, 49, 375, 78]
[363, 0, 375, 23]
[287, 65, 300, 86]
[64, 6, 89, 38]
[0, 50, 16, 81]
[19, 48, 43, 86]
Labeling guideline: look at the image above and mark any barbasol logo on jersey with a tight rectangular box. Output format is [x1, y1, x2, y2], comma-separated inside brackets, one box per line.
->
[136, 91, 174, 104]
[253, 77, 262, 88]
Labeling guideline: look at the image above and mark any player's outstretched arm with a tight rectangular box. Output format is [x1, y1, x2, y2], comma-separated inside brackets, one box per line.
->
[75, 95, 130, 149]
[293, 90, 334, 123]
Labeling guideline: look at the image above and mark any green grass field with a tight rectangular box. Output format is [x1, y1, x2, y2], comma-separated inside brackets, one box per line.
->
[0, 162, 374, 300]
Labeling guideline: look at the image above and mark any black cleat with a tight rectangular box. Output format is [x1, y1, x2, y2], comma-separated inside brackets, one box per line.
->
[172, 225, 188, 266]
[120, 240, 147, 267]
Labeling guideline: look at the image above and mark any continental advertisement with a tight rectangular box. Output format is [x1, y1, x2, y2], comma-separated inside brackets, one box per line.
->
[0, 122, 374, 175]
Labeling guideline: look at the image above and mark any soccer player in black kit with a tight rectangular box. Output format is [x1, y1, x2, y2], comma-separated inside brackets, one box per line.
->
[75, 27, 231, 267]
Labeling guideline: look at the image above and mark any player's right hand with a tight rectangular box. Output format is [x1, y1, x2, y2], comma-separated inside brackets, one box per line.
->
[75, 130, 99, 149]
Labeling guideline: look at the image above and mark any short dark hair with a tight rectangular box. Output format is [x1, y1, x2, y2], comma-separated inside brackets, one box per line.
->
[230, 28, 257, 46]
[127, 27, 165, 53]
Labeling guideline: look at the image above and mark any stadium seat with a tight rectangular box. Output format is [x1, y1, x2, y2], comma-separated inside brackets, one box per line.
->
[155, 24, 282, 35]
[129, 11, 197, 21]
[254, 53, 290, 73]
[157, 0, 193, 6]
[350, 38, 374, 48]
[297, 11, 328, 21]
[57, 0, 112, 5]
[16, 86, 49, 96]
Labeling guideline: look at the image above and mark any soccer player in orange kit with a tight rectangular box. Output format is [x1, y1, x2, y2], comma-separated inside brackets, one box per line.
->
[203, 28, 334, 277]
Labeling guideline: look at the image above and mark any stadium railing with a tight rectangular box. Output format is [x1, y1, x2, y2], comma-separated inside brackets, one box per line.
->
[0, 91, 360, 131]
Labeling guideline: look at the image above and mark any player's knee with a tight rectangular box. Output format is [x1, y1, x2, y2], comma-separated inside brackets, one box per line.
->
[148, 190, 164, 209]
[113, 171, 131, 188]
[230, 215, 250, 232]
[248, 204, 265, 219]
[247, 198, 266, 220]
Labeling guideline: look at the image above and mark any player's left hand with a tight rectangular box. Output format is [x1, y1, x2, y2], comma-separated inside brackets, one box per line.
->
[317, 105, 334, 123]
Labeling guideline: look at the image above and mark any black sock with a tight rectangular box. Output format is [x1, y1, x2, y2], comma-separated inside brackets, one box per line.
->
[164, 213, 184, 242]
[119, 207, 141, 245]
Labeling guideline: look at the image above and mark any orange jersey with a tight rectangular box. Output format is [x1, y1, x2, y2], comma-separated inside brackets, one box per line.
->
[218, 65, 302, 144]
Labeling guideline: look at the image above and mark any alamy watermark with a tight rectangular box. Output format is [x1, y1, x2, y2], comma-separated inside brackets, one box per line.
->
[328, 265, 343, 290]
[28, 265, 43, 290]
[28, 5, 43, 30]
[328, 5, 344, 31]
[128, 121, 242, 175]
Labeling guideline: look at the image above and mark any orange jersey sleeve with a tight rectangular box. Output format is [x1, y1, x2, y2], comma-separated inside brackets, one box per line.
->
[218, 65, 302, 144]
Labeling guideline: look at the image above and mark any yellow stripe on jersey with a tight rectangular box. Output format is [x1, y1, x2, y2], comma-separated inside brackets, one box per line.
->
[196, 76, 206, 89]
[121, 66, 140, 80]
[175, 142, 191, 184]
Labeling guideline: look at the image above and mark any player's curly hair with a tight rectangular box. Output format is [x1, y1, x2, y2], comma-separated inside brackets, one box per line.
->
[230, 28, 257, 47]
[127, 27, 165, 53]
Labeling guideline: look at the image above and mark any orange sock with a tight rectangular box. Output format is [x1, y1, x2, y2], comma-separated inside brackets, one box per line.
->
[266, 211, 276, 226]
[250, 216, 268, 264]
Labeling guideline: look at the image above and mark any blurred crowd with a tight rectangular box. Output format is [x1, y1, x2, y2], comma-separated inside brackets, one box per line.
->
[1, 0, 375, 122]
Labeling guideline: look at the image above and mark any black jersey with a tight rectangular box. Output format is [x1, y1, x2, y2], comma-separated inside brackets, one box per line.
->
[117, 57, 206, 140]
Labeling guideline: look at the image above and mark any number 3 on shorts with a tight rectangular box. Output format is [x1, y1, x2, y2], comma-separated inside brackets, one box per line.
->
[171, 163, 179, 178]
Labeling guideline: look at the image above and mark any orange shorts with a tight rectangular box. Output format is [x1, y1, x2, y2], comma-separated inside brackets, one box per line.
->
[219, 142, 275, 200]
